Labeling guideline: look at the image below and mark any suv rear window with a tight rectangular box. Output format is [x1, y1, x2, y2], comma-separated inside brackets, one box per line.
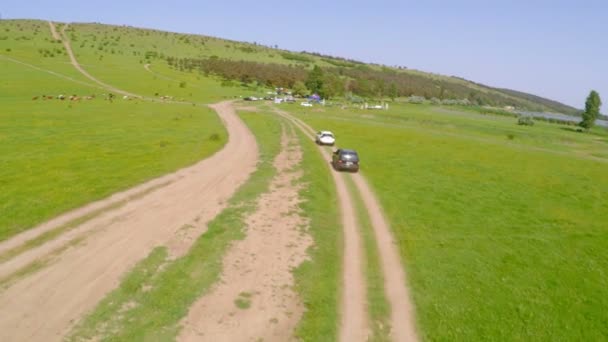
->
[341, 152, 359, 162]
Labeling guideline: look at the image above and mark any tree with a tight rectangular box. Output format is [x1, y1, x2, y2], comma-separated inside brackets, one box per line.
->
[388, 83, 398, 101]
[579, 90, 602, 130]
[305, 65, 324, 96]
[292, 81, 309, 97]
[321, 73, 344, 99]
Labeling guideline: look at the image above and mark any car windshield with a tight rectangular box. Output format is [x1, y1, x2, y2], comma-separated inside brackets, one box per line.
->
[341, 152, 359, 162]
[321, 134, 334, 138]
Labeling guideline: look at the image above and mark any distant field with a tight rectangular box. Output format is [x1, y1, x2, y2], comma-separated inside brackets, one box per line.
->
[291, 103, 608, 340]
[0, 54, 227, 241]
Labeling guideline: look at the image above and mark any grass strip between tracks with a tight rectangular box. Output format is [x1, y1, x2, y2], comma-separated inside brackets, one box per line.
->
[344, 175, 391, 342]
[291, 124, 342, 342]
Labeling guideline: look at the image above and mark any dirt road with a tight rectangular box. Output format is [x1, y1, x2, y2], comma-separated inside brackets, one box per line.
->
[274, 109, 419, 341]
[273, 109, 370, 341]
[0, 102, 258, 341]
[179, 124, 312, 342]
[0, 22, 418, 341]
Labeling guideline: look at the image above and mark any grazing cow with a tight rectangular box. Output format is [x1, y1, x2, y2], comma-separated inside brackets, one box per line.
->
[58, 94, 66, 100]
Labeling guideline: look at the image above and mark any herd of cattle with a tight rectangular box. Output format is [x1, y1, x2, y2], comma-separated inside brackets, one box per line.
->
[31, 94, 177, 102]
[32, 94, 100, 101]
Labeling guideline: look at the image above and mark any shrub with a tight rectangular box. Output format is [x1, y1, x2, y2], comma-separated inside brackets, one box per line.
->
[517, 116, 535, 126]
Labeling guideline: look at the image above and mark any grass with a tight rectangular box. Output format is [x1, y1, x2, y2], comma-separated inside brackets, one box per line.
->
[4, 17, 607, 341]
[292, 103, 608, 340]
[235, 292, 253, 309]
[291, 125, 342, 341]
[67, 109, 283, 341]
[0, 89, 226, 240]
[0, 180, 169, 266]
[1, 22, 233, 240]
[345, 176, 391, 341]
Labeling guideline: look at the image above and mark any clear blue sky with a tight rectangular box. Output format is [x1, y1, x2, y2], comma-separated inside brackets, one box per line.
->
[3, 0, 607, 109]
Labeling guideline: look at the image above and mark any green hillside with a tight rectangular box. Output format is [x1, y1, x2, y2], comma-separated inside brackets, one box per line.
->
[0, 19, 578, 113]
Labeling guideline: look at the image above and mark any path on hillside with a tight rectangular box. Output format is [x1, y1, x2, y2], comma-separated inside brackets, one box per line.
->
[274, 108, 419, 341]
[0, 101, 258, 341]
[48, 20, 61, 40]
[144, 63, 178, 81]
[179, 124, 312, 342]
[0, 54, 100, 89]
[49, 21, 140, 98]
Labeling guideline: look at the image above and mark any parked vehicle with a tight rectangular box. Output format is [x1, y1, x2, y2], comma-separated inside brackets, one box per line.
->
[301, 102, 313, 107]
[315, 131, 336, 146]
[332, 149, 359, 172]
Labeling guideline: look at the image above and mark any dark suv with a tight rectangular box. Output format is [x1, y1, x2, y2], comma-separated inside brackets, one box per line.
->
[332, 149, 360, 172]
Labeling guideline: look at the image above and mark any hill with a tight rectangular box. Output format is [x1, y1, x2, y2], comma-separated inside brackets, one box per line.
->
[0, 19, 578, 114]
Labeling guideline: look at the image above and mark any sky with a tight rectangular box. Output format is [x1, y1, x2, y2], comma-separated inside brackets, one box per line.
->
[2, 0, 607, 109]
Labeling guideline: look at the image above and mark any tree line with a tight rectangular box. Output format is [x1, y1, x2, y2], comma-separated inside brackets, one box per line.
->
[165, 56, 577, 114]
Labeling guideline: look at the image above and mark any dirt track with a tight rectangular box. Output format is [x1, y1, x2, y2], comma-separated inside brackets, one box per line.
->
[0, 102, 258, 341]
[0, 22, 419, 341]
[274, 109, 418, 341]
[179, 124, 312, 342]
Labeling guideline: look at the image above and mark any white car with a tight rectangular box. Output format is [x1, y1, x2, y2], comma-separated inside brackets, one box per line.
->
[315, 131, 336, 146]
[301, 102, 313, 107]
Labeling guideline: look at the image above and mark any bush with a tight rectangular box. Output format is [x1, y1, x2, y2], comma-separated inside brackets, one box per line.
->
[517, 116, 535, 126]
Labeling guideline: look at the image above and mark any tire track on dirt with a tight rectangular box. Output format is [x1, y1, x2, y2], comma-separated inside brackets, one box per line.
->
[273, 109, 369, 341]
[178, 123, 312, 342]
[274, 108, 419, 341]
[0, 101, 258, 342]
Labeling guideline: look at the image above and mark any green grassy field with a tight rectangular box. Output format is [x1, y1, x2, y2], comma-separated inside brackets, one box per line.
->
[291, 103, 608, 340]
[3, 17, 607, 341]
[0, 54, 227, 240]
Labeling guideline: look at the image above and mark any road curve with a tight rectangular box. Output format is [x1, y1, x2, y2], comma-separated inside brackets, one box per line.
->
[0, 21, 261, 342]
[0, 101, 258, 341]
